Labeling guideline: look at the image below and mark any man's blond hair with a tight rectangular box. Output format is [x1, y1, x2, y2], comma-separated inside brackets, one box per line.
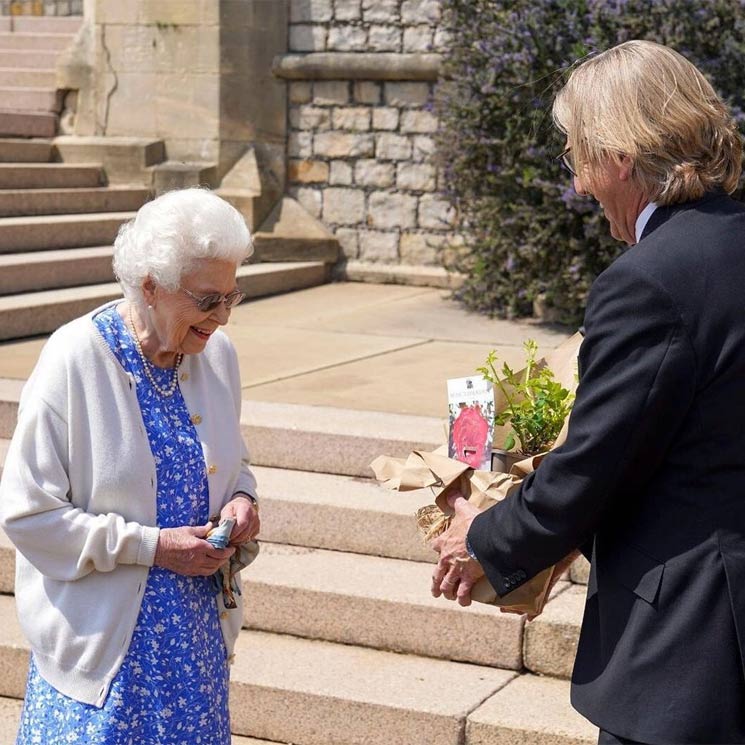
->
[553, 40, 742, 205]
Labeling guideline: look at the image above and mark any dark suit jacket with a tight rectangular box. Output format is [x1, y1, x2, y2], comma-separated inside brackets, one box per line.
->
[468, 192, 745, 744]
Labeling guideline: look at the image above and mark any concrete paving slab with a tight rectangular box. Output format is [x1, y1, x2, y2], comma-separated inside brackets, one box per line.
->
[0, 339, 43, 379]
[0, 697, 21, 744]
[226, 323, 427, 387]
[244, 543, 524, 669]
[254, 465, 434, 563]
[244, 340, 530, 417]
[229, 282, 433, 328]
[0, 379, 22, 438]
[0, 524, 14, 594]
[524, 584, 586, 679]
[230, 630, 516, 745]
[467, 674, 596, 745]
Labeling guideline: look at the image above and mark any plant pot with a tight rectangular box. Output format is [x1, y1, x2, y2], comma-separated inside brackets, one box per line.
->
[490, 448, 525, 474]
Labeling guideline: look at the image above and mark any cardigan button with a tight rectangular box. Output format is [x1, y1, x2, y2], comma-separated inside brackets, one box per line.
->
[181, 372, 189, 382]
[208, 465, 217, 475]
[191, 414, 202, 425]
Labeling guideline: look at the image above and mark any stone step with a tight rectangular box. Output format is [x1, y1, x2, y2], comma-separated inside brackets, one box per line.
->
[0, 32, 74, 51]
[0, 50, 59, 69]
[524, 583, 585, 680]
[0, 211, 132, 253]
[0, 68, 56, 88]
[242, 400, 442, 478]
[0, 245, 114, 295]
[0, 261, 329, 342]
[244, 542, 526, 669]
[0, 137, 52, 162]
[253, 465, 434, 562]
[0, 86, 61, 113]
[0, 163, 102, 189]
[0, 109, 56, 138]
[0, 595, 594, 745]
[0, 186, 150, 217]
[10, 16, 82, 34]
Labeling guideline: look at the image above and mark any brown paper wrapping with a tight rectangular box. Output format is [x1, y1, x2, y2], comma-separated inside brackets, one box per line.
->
[370, 332, 584, 615]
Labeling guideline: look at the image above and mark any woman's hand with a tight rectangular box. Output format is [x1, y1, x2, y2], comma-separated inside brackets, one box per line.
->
[154, 523, 235, 576]
[221, 493, 260, 545]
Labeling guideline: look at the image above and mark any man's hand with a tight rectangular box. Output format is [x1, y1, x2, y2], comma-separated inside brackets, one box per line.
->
[430, 493, 485, 606]
[154, 523, 235, 576]
[221, 493, 260, 545]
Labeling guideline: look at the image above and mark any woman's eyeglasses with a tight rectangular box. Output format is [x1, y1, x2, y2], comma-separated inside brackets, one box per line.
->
[556, 146, 577, 177]
[180, 287, 246, 313]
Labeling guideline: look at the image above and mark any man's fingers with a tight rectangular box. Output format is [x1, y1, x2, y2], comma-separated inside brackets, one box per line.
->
[441, 565, 461, 600]
[446, 492, 467, 510]
[456, 574, 474, 606]
[431, 557, 450, 597]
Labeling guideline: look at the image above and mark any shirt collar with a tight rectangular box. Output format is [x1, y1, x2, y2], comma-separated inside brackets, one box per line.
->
[635, 202, 658, 243]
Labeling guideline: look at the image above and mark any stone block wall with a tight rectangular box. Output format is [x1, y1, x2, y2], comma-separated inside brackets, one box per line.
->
[283, 0, 458, 268]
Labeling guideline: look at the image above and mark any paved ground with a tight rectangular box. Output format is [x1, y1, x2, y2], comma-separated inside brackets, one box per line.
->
[0, 282, 572, 417]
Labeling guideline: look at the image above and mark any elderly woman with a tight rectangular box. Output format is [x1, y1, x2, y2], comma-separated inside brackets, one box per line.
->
[0, 187, 260, 743]
[432, 41, 745, 744]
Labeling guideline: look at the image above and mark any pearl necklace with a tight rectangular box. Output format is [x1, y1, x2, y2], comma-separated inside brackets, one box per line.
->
[128, 306, 183, 398]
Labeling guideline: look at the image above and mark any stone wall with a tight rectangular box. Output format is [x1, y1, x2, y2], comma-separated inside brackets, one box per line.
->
[282, 0, 458, 269]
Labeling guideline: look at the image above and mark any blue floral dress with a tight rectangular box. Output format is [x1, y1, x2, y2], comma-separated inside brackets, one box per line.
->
[16, 305, 231, 745]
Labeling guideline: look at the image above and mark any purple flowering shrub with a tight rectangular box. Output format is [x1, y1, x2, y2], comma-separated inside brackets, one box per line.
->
[437, 0, 745, 325]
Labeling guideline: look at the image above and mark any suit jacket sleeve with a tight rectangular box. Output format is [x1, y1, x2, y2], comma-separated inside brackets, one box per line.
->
[467, 260, 697, 596]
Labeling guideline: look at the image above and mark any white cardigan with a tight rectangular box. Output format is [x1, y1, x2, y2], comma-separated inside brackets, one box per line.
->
[0, 301, 258, 707]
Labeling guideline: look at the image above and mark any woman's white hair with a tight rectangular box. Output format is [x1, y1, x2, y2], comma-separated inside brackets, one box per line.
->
[113, 187, 253, 304]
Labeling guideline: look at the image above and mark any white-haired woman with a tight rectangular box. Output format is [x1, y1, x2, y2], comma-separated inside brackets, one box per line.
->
[0, 187, 260, 743]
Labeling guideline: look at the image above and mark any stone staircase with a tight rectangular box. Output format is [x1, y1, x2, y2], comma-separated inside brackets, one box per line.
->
[0, 14, 82, 138]
[0, 382, 595, 744]
[0, 135, 338, 341]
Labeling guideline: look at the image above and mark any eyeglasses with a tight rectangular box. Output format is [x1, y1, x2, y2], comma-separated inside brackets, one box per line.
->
[180, 287, 246, 313]
[556, 146, 577, 178]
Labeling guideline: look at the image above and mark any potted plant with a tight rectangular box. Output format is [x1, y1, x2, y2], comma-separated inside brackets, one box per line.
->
[477, 339, 575, 472]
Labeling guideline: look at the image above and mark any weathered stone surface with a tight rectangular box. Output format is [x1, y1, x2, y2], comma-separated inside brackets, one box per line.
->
[334, 0, 361, 21]
[334, 227, 359, 258]
[376, 132, 412, 161]
[385, 81, 431, 107]
[332, 106, 371, 131]
[369, 25, 402, 52]
[358, 230, 399, 261]
[433, 26, 451, 50]
[292, 185, 323, 218]
[329, 160, 353, 185]
[354, 159, 395, 188]
[372, 107, 399, 130]
[289, 81, 313, 104]
[403, 25, 434, 52]
[327, 25, 367, 52]
[418, 194, 456, 229]
[354, 81, 382, 104]
[368, 191, 417, 229]
[294, 105, 331, 130]
[362, 0, 399, 22]
[402, 0, 442, 25]
[412, 134, 436, 162]
[313, 80, 350, 105]
[397, 162, 436, 191]
[323, 187, 366, 225]
[400, 231, 445, 264]
[314, 131, 374, 158]
[401, 109, 438, 133]
[290, 23, 328, 52]
[288, 131, 314, 158]
[524, 585, 585, 679]
[467, 675, 597, 745]
[290, 0, 334, 23]
[570, 556, 590, 585]
[274, 53, 441, 82]
[343, 260, 464, 289]
[288, 159, 330, 184]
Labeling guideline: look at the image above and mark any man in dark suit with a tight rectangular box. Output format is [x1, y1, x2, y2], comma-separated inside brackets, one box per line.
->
[431, 40, 745, 744]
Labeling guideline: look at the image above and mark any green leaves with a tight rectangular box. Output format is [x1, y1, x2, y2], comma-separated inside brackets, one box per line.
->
[479, 339, 575, 456]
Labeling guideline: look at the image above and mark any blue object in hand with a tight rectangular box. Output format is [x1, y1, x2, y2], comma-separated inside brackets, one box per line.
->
[206, 517, 236, 549]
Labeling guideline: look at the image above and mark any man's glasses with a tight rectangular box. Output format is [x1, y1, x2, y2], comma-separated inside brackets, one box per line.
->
[556, 146, 577, 177]
[181, 287, 246, 313]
